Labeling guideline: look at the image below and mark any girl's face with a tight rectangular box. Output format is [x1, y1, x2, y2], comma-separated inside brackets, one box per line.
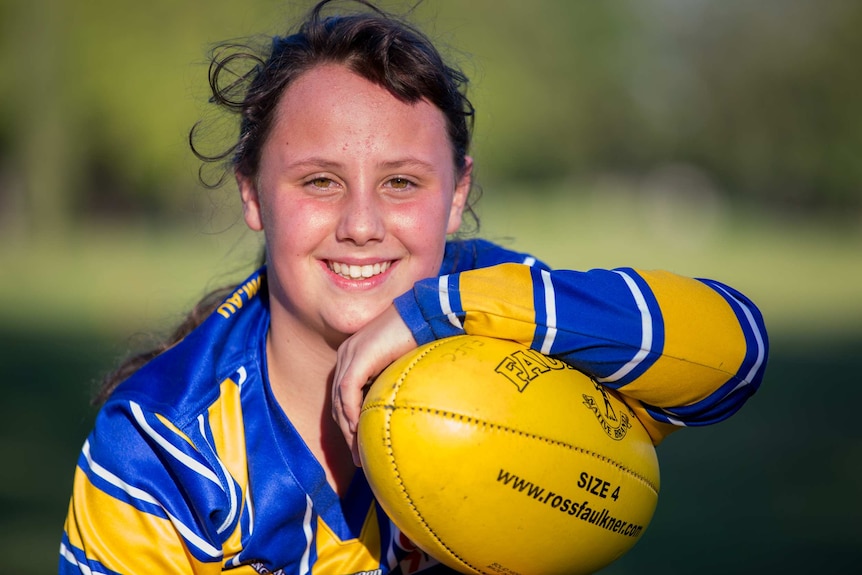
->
[238, 64, 471, 344]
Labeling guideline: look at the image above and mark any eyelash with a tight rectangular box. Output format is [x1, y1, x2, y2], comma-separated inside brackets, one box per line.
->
[385, 177, 417, 190]
[306, 176, 337, 189]
[303, 176, 417, 190]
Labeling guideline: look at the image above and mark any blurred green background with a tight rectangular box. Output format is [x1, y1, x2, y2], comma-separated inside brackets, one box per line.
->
[1, 0, 860, 573]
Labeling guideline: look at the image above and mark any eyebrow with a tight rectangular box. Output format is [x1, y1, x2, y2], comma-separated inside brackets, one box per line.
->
[377, 158, 439, 173]
[284, 156, 439, 173]
[283, 157, 341, 171]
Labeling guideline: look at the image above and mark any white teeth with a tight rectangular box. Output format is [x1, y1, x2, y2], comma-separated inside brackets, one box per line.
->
[330, 261, 390, 279]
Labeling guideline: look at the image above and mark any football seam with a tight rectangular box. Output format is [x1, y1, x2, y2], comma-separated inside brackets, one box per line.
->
[377, 337, 658, 575]
[380, 404, 660, 496]
[383, 339, 483, 574]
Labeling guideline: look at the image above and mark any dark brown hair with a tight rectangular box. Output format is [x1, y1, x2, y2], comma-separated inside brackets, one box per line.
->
[96, 0, 479, 402]
[193, 0, 475, 187]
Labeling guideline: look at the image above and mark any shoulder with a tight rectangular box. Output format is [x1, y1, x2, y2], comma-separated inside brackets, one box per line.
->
[441, 238, 551, 273]
[109, 267, 269, 425]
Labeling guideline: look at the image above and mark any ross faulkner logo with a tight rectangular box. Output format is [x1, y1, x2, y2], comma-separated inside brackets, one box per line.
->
[582, 380, 631, 440]
[495, 469, 643, 538]
[494, 348, 574, 392]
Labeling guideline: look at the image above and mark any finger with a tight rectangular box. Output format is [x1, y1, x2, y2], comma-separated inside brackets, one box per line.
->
[333, 354, 363, 466]
[350, 433, 361, 467]
[331, 351, 354, 437]
[332, 345, 369, 442]
[339, 367, 365, 434]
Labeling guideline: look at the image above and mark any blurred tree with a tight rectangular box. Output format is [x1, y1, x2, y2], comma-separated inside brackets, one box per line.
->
[1, 0, 284, 235]
[450, 1, 641, 180]
[625, 0, 862, 214]
[449, 0, 862, 215]
[1, 0, 860, 232]
[3, 0, 80, 236]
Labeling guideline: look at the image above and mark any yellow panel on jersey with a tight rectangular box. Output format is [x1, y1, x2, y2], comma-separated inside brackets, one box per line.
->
[459, 264, 537, 346]
[619, 270, 747, 408]
[65, 467, 219, 574]
[208, 377, 249, 559]
[619, 394, 681, 445]
[313, 506, 382, 574]
[156, 413, 196, 447]
[209, 378, 248, 481]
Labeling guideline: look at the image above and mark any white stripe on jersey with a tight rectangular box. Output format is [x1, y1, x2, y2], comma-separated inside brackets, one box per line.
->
[130, 401, 221, 487]
[197, 414, 239, 535]
[60, 541, 106, 575]
[83, 439, 160, 506]
[225, 494, 256, 566]
[597, 270, 653, 384]
[665, 414, 687, 427]
[235, 366, 248, 386]
[539, 269, 558, 354]
[522, 256, 537, 266]
[81, 440, 223, 559]
[439, 275, 463, 329]
[300, 494, 314, 575]
[246, 487, 255, 535]
[708, 283, 767, 391]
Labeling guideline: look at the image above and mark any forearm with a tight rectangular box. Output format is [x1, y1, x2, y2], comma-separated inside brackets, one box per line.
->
[395, 263, 768, 438]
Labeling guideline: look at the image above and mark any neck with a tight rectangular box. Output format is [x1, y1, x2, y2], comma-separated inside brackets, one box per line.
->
[265, 312, 356, 496]
[267, 317, 337, 410]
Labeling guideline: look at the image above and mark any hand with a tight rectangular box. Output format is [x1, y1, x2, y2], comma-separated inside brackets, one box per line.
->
[332, 304, 417, 466]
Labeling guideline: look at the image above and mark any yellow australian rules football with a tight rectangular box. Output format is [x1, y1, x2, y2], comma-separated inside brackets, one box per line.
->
[358, 335, 660, 575]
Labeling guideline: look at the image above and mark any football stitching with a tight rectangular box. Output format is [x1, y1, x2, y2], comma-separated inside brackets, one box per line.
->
[383, 339, 482, 573]
[375, 336, 658, 575]
[390, 405, 659, 496]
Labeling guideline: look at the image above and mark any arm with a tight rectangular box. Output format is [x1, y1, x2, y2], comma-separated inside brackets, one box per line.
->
[332, 239, 547, 455]
[60, 400, 234, 574]
[395, 263, 768, 443]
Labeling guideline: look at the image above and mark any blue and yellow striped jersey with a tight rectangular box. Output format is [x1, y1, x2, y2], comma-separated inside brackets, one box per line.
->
[397, 240, 768, 442]
[60, 239, 767, 574]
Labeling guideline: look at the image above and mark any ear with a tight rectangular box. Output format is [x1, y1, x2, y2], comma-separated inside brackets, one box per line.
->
[237, 171, 264, 232]
[446, 156, 473, 234]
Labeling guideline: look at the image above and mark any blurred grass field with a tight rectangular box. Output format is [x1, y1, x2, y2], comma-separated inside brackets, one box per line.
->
[1, 187, 861, 574]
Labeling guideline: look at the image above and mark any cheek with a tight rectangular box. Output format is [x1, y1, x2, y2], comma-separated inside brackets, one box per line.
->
[391, 200, 452, 256]
[263, 198, 335, 249]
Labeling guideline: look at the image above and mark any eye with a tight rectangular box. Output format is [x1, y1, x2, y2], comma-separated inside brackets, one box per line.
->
[308, 177, 334, 189]
[386, 177, 415, 190]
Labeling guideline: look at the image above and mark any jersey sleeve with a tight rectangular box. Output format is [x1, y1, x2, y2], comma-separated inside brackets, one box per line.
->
[60, 398, 239, 574]
[394, 259, 768, 444]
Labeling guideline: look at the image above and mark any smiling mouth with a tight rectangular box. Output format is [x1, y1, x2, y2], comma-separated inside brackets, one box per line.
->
[328, 260, 393, 280]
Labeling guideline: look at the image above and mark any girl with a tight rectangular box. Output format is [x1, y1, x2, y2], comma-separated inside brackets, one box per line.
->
[60, 1, 768, 574]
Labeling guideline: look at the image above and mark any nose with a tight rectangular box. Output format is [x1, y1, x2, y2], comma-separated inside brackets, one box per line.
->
[336, 188, 385, 246]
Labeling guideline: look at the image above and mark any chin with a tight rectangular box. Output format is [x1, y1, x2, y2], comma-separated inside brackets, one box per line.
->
[325, 310, 383, 338]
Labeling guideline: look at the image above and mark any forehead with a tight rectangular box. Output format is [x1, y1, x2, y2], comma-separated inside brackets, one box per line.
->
[268, 64, 450, 150]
